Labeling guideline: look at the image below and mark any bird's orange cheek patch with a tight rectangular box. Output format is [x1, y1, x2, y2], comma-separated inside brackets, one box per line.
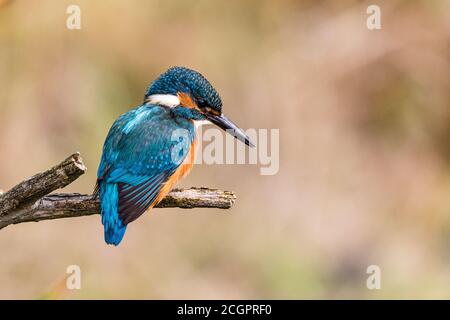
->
[177, 92, 197, 109]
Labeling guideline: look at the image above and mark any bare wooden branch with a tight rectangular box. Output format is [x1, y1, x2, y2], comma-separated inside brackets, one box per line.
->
[0, 153, 86, 217]
[0, 153, 236, 230]
[0, 188, 235, 229]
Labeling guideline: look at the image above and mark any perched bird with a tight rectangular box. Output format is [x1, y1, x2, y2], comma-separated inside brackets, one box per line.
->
[95, 66, 253, 245]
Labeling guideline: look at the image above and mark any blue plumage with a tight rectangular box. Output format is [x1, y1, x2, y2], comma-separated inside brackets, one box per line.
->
[100, 183, 125, 245]
[96, 66, 253, 245]
[97, 104, 194, 245]
[145, 66, 222, 113]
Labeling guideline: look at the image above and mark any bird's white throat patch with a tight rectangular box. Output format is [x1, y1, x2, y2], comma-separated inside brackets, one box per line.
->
[146, 94, 180, 108]
[194, 120, 210, 129]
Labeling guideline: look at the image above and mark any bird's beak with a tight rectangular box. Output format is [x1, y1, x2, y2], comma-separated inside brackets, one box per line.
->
[205, 113, 255, 148]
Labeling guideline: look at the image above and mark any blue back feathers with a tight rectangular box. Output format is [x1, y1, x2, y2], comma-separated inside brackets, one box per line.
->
[97, 66, 220, 246]
[97, 104, 195, 245]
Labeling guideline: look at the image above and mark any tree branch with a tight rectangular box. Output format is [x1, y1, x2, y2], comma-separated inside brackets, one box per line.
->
[0, 153, 87, 217]
[0, 153, 236, 230]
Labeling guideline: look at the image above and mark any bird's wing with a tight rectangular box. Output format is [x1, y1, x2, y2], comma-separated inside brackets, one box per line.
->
[97, 105, 195, 225]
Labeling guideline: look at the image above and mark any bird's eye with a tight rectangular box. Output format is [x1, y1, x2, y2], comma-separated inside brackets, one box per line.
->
[197, 101, 210, 112]
[197, 101, 220, 115]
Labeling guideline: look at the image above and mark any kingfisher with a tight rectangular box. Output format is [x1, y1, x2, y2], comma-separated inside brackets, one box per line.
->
[95, 66, 253, 245]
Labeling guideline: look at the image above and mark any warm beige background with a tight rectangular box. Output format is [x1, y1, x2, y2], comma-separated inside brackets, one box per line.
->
[0, 0, 449, 299]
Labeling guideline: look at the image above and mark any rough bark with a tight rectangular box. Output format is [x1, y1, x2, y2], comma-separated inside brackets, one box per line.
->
[0, 153, 235, 230]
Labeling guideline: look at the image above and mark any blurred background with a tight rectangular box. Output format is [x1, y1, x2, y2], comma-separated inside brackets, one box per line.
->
[0, 0, 449, 299]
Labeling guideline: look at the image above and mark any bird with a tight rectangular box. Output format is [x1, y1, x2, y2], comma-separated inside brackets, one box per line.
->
[95, 66, 253, 245]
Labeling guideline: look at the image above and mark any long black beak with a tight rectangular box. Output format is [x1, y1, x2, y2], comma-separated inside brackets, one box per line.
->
[206, 113, 255, 147]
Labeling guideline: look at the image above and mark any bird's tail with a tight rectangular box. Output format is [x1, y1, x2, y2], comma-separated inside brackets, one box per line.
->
[100, 183, 127, 245]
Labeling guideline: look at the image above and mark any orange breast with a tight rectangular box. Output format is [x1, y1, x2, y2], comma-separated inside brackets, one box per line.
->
[150, 138, 197, 209]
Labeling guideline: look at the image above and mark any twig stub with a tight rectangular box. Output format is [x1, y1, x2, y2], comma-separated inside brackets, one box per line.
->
[0, 153, 86, 217]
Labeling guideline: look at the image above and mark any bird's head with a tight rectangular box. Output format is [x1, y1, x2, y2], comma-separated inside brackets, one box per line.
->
[144, 66, 254, 147]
